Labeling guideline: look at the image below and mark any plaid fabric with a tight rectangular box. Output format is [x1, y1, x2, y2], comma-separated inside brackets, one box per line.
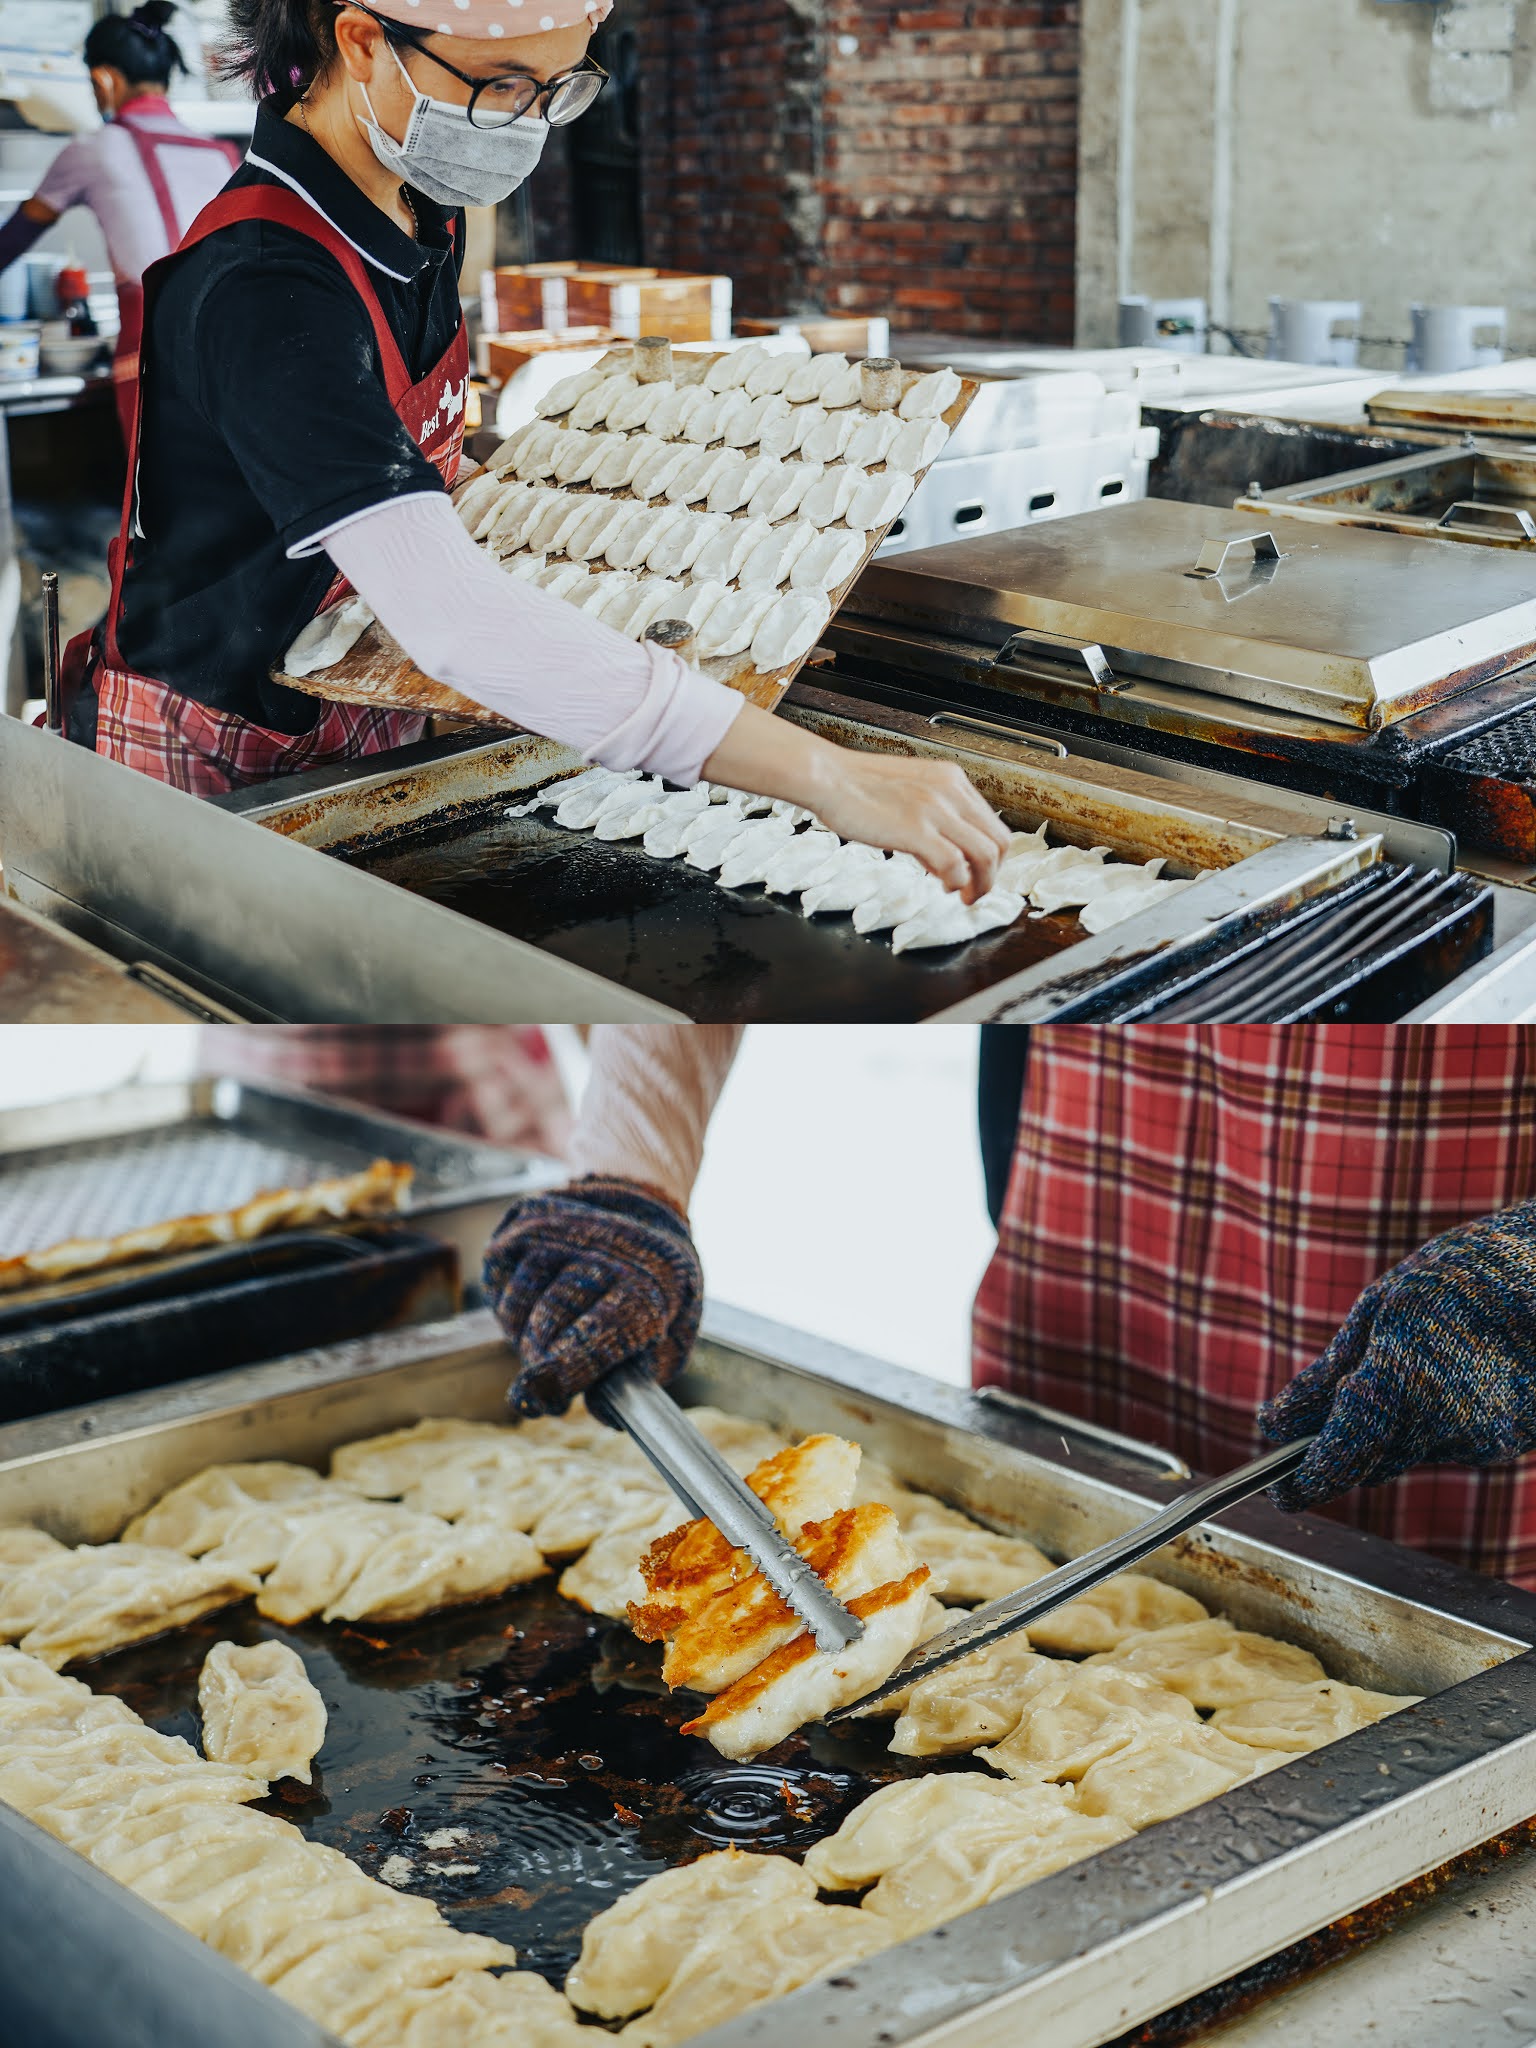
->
[199, 1026, 571, 1159]
[95, 665, 424, 797]
[972, 1025, 1536, 1587]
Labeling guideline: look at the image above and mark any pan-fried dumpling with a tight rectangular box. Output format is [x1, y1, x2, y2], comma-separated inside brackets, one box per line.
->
[888, 1631, 1050, 1756]
[330, 1420, 518, 1500]
[1073, 1721, 1263, 1828]
[567, 1848, 816, 2019]
[749, 589, 834, 672]
[325, 1513, 545, 1623]
[255, 1504, 410, 1626]
[681, 1564, 932, 1759]
[977, 1663, 1197, 1783]
[354, 1967, 590, 2048]
[266, 1926, 520, 2042]
[860, 1803, 1131, 1939]
[803, 1771, 1029, 1890]
[618, 1901, 892, 2047]
[1026, 1575, 1209, 1656]
[16, 1550, 260, 1670]
[125, 1463, 337, 1552]
[900, 1504, 1055, 1603]
[898, 367, 962, 420]
[1087, 1618, 1326, 1709]
[530, 1473, 670, 1560]
[198, 1640, 327, 1785]
[1211, 1679, 1420, 1754]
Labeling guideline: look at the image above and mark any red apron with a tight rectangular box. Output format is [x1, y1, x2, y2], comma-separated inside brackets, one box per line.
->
[111, 102, 242, 444]
[972, 1026, 1536, 1586]
[93, 183, 462, 795]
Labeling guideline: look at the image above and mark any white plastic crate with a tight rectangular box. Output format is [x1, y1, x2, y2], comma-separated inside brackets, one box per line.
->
[876, 430, 1159, 558]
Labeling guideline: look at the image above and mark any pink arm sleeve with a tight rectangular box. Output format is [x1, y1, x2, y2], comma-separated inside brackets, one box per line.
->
[34, 139, 91, 216]
[322, 493, 745, 785]
[568, 1026, 743, 1214]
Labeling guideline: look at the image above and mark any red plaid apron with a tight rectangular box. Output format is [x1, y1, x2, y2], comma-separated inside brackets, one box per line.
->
[94, 184, 463, 795]
[973, 1026, 1536, 1585]
[111, 102, 242, 444]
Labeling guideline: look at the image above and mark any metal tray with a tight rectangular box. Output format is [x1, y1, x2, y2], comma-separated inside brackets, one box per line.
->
[0, 1306, 1533, 2048]
[0, 1080, 556, 1274]
[847, 500, 1536, 730]
[1239, 446, 1536, 550]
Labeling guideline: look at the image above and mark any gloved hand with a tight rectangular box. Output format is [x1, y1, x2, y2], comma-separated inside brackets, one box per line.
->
[1260, 1199, 1536, 1513]
[482, 1175, 703, 1419]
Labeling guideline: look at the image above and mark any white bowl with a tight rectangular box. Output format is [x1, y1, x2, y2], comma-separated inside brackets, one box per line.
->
[40, 333, 105, 376]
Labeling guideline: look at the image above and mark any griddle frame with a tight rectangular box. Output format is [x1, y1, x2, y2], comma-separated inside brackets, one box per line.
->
[1, 1305, 1534, 2048]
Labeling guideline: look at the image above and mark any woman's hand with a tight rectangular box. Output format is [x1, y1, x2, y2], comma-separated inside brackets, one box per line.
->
[1259, 1198, 1536, 1511]
[702, 704, 1010, 903]
[482, 1175, 703, 1418]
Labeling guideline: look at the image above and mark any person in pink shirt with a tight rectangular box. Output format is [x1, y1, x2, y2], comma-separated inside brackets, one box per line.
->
[0, 4, 242, 439]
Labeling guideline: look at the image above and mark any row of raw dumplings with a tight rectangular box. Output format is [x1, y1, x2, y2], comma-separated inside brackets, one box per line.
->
[475, 430, 914, 532]
[511, 768, 1200, 950]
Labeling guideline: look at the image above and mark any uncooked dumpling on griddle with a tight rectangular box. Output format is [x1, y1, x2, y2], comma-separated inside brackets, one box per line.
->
[1026, 1574, 1209, 1656]
[566, 1847, 817, 2019]
[364, 1968, 590, 2048]
[737, 522, 816, 590]
[802, 1772, 1038, 1890]
[324, 1512, 545, 1623]
[508, 765, 634, 822]
[618, 1900, 893, 2048]
[1087, 1617, 1326, 1709]
[536, 365, 609, 418]
[557, 1495, 686, 1619]
[126, 1463, 338, 1553]
[1028, 845, 1115, 912]
[592, 773, 675, 839]
[749, 589, 835, 672]
[860, 1802, 1132, 1940]
[695, 586, 779, 661]
[850, 857, 947, 935]
[1074, 1721, 1263, 1829]
[890, 885, 1025, 953]
[1211, 1679, 1421, 1754]
[978, 1663, 1197, 1783]
[267, 1925, 522, 2042]
[715, 813, 803, 888]
[899, 367, 962, 419]
[643, 781, 726, 859]
[682, 800, 767, 871]
[845, 469, 915, 534]
[799, 843, 890, 916]
[530, 1472, 670, 1560]
[888, 1631, 1051, 1755]
[12, 1548, 261, 1670]
[198, 1640, 327, 1786]
[681, 1562, 932, 1758]
[760, 827, 845, 897]
[1077, 872, 1199, 935]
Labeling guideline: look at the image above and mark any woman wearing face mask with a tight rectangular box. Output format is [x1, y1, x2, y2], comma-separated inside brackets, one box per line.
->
[76, 0, 1008, 901]
[0, 3, 242, 441]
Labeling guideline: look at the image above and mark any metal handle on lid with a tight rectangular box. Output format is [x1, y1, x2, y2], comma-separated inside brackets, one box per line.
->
[989, 629, 1126, 694]
[1437, 501, 1536, 541]
[1188, 532, 1286, 579]
[928, 713, 1068, 759]
[41, 570, 62, 735]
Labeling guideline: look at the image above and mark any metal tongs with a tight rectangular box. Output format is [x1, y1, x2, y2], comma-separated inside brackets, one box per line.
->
[586, 1362, 865, 1653]
[827, 1433, 1315, 1720]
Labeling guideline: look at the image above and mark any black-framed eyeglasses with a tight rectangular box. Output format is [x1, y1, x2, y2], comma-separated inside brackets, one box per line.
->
[339, 3, 609, 128]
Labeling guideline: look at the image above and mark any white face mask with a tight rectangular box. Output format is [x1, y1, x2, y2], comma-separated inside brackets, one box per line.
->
[358, 42, 549, 211]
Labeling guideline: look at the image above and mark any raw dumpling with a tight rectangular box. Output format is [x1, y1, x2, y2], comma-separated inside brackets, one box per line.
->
[695, 586, 778, 660]
[737, 522, 816, 590]
[750, 589, 834, 671]
[790, 528, 865, 594]
[589, 773, 670, 835]
[642, 782, 726, 859]
[617, 578, 689, 644]
[679, 804, 758, 871]
[1087, 1618, 1326, 1709]
[566, 1847, 815, 2019]
[705, 341, 772, 392]
[760, 828, 844, 896]
[748, 460, 824, 524]
[890, 415, 949, 472]
[845, 469, 915, 533]
[850, 856, 947, 935]
[553, 429, 606, 484]
[537, 561, 593, 600]
[643, 385, 693, 440]
[801, 465, 865, 527]
[124, 1463, 337, 1553]
[536, 365, 608, 418]
[568, 370, 637, 430]
[591, 431, 658, 491]
[786, 353, 850, 404]
[198, 1640, 327, 1786]
[452, 470, 513, 536]
[1027, 1574, 1210, 1656]
[760, 403, 825, 459]
[606, 379, 671, 433]
[647, 509, 726, 577]
[582, 571, 642, 626]
[284, 597, 376, 678]
[1029, 845, 1115, 912]
[745, 351, 800, 397]
[526, 493, 593, 555]
[551, 768, 642, 828]
[715, 394, 760, 448]
[710, 453, 780, 515]
[800, 410, 862, 465]
[715, 813, 801, 889]
[674, 578, 732, 633]
[1210, 1679, 1421, 1754]
[604, 503, 668, 570]
[667, 447, 738, 506]
[572, 500, 640, 562]
[557, 1496, 686, 1619]
[693, 516, 774, 584]
[898, 367, 962, 419]
[890, 886, 1025, 953]
[843, 412, 903, 469]
[630, 443, 696, 503]
[1077, 872, 1197, 935]
[740, 393, 792, 446]
[994, 825, 1054, 895]
[800, 844, 890, 916]
[504, 551, 548, 582]
[819, 361, 864, 409]
[489, 416, 554, 477]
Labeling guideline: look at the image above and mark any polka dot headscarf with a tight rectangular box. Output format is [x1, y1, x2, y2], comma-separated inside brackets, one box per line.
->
[363, 0, 613, 36]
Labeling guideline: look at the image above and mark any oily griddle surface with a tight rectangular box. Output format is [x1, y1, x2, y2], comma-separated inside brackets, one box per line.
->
[84, 1578, 930, 1987]
[333, 803, 1081, 1023]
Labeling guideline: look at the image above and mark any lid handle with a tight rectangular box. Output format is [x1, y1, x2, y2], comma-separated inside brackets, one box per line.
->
[1188, 531, 1286, 579]
[1437, 500, 1536, 541]
[990, 629, 1127, 693]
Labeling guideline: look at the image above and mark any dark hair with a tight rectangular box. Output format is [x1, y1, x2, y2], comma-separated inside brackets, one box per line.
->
[222, 0, 338, 99]
[84, 2, 188, 87]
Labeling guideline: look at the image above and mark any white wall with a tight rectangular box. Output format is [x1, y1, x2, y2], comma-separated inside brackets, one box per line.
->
[1078, 0, 1536, 362]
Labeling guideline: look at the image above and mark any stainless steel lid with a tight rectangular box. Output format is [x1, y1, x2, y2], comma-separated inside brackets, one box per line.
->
[848, 499, 1536, 729]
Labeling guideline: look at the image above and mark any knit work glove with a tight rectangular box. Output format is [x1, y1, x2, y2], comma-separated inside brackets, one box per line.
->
[1260, 1199, 1536, 1513]
[482, 1175, 704, 1419]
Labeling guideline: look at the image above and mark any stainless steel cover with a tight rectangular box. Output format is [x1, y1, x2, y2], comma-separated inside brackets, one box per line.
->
[849, 499, 1536, 729]
[1239, 445, 1536, 550]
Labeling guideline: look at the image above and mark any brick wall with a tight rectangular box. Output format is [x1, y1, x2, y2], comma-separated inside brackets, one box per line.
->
[633, 0, 1079, 342]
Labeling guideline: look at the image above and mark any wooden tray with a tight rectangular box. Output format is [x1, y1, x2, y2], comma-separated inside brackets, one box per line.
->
[276, 348, 978, 725]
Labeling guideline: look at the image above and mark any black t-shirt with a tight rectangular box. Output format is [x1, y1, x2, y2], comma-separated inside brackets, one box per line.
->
[115, 100, 466, 732]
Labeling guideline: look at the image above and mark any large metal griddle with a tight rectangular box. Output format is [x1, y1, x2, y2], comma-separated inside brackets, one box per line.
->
[1, 1305, 1535, 2048]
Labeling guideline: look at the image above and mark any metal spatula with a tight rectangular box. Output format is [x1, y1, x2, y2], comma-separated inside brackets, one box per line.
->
[586, 1361, 865, 1652]
[827, 1433, 1315, 1720]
